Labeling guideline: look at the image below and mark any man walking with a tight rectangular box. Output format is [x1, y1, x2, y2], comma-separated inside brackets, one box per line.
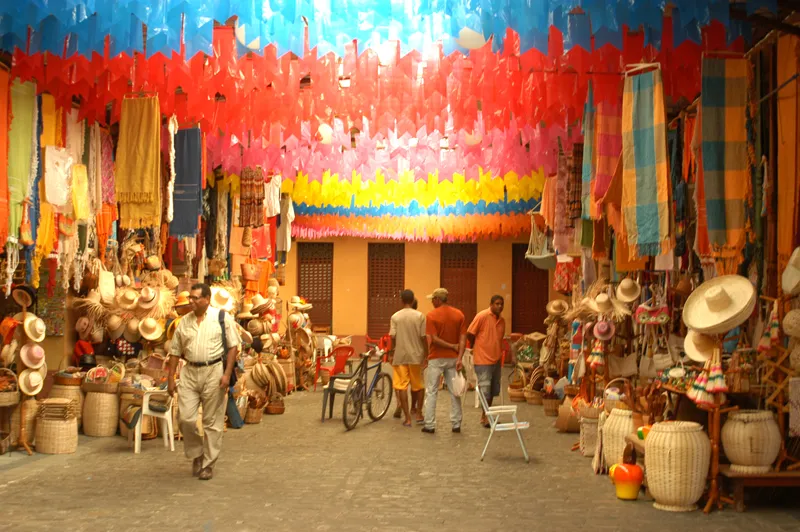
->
[422, 288, 465, 434]
[467, 295, 506, 428]
[389, 289, 427, 427]
[167, 283, 241, 480]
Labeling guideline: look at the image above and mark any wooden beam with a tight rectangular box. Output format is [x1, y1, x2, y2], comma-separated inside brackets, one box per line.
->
[730, 6, 800, 38]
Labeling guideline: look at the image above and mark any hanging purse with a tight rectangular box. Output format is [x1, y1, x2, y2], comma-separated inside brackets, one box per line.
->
[19, 201, 33, 246]
[608, 347, 638, 378]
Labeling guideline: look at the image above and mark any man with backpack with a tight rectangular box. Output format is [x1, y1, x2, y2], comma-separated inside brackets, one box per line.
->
[167, 283, 241, 480]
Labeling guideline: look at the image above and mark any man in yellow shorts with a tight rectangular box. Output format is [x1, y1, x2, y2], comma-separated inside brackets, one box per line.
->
[389, 289, 427, 427]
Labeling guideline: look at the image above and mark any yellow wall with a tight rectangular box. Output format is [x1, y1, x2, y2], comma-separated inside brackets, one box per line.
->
[405, 242, 440, 316]
[476, 241, 513, 322]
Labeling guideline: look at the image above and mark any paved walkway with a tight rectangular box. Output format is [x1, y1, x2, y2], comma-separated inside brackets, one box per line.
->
[1, 379, 800, 532]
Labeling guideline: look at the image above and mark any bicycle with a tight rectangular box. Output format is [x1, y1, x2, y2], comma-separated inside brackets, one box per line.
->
[342, 343, 393, 430]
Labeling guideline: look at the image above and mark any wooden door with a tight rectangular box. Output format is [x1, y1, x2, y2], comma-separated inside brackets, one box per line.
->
[511, 243, 549, 334]
[367, 243, 405, 339]
[440, 243, 478, 325]
[297, 243, 334, 328]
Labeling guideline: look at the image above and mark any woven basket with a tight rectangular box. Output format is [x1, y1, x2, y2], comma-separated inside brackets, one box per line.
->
[645, 421, 710, 512]
[244, 407, 264, 424]
[564, 384, 580, 397]
[0, 368, 20, 407]
[277, 359, 295, 392]
[0, 431, 10, 455]
[543, 398, 560, 416]
[139, 366, 168, 383]
[265, 404, 285, 415]
[83, 392, 119, 437]
[35, 417, 78, 454]
[508, 386, 526, 402]
[604, 377, 632, 414]
[580, 417, 598, 457]
[524, 389, 543, 405]
[53, 374, 83, 386]
[81, 382, 119, 394]
[721, 410, 781, 474]
[579, 405, 602, 419]
[10, 398, 37, 446]
[49, 385, 85, 428]
[602, 408, 635, 467]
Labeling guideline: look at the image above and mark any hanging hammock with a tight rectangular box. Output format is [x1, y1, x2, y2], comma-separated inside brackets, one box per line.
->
[525, 212, 556, 270]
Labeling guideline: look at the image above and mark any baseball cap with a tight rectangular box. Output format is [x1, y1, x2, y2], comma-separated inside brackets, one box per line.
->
[426, 288, 449, 300]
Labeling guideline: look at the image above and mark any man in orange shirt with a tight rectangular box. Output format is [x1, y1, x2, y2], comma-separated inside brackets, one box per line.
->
[422, 288, 466, 434]
[467, 295, 506, 428]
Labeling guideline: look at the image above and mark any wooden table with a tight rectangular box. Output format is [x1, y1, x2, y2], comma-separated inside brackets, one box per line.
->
[720, 465, 800, 512]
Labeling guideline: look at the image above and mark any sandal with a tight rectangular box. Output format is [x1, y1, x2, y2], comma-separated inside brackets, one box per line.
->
[402, 420, 412, 427]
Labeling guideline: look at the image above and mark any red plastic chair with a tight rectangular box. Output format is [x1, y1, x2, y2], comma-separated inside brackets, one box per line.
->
[316, 345, 354, 392]
[320, 346, 358, 421]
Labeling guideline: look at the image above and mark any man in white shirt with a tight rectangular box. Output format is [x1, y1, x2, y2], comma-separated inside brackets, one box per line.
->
[167, 283, 241, 480]
[389, 289, 427, 427]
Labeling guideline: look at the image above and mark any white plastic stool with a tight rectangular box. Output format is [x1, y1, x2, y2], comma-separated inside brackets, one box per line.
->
[128, 389, 175, 454]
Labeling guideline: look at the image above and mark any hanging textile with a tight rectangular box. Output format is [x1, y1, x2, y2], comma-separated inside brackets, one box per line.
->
[166, 116, 178, 222]
[170, 128, 202, 238]
[71, 165, 90, 221]
[540, 175, 556, 229]
[88, 123, 103, 214]
[0, 68, 10, 246]
[553, 144, 573, 253]
[701, 57, 750, 272]
[692, 108, 712, 258]
[240, 166, 265, 227]
[276, 195, 295, 253]
[65, 108, 84, 164]
[777, 36, 798, 274]
[670, 122, 688, 257]
[8, 80, 36, 240]
[581, 81, 595, 220]
[95, 204, 118, 260]
[621, 68, 671, 258]
[116, 96, 162, 229]
[264, 174, 282, 218]
[44, 146, 73, 211]
[568, 144, 583, 225]
[100, 128, 115, 204]
[593, 101, 622, 212]
[682, 114, 697, 183]
[40, 94, 57, 147]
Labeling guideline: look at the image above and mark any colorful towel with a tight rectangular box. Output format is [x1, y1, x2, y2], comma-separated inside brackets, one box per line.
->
[100, 128, 115, 204]
[621, 69, 671, 258]
[581, 81, 595, 220]
[682, 114, 696, 183]
[8, 80, 36, 240]
[553, 144, 573, 253]
[701, 57, 749, 270]
[116, 96, 161, 228]
[777, 36, 797, 275]
[567, 144, 583, 226]
[593, 101, 622, 216]
[170, 128, 202, 238]
[0, 69, 9, 246]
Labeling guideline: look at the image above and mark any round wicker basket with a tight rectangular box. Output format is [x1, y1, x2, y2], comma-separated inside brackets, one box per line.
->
[245, 407, 264, 424]
[508, 386, 526, 402]
[10, 398, 37, 446]
[53, 374, 83, 386]
[83, 392, 119, 437]
[49, 385, 85, 428]
[265, 404, 285, 415]
[645, 421, 710, 512]
[0, 368, 20, 407]
[579, 417, 598, 457]
[721, 410, 781, 474]
[524, 389, 543, 405]
[81, 382, 119, 394]
[35, 417, 78, 454]
[542, 398, 560, 417]
[602, 408, 635, 467]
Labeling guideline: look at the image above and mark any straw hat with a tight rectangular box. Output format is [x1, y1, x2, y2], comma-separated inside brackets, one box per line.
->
[527, 332, 547, 342]
[615, 278, 641, 303]
[251, 294, 271, 315]
[288, 312, 303, 329]
[145, 255, 162, 271]
[138, 286, 160, 310]
[107, 315, 125, 341]
[138, 318, 165, 342]
[247, 319, 266, 337]
[268, 278, 279, 289]
[782, 310, 800, 338]
[683, 275, 756, 335]
[117, 288, 139, 310]
[166, 274, 180, 290]
[124, 318, 141, 343]
[589, 294, 614, 315]
[12, 285, 36, 308]
[289, 296, 312, 311]
[546, 300, 569, 317]
[236, 324, 253, 345]
[782, 247, 800, 296]
[684, 329, 716, 363]
[175, 291, 191, 308]
[166, 317, 181, 341]
[75, 317, 91, 338]
[261, 332, 281, 349]
[267, 286, 278, 298]
[237, 303, 256, 319]
[23, 314, 46, 343]
[210, 287, 236, 312]
[19, 368, 44, 396]
[90, 326, 104, 344]
[20, 342, 45, 369]
[593, 321, 616, 341]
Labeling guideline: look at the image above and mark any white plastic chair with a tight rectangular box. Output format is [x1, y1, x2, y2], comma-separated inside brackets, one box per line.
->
[128, 389, 175, 454]
[477, 386, 530, 462]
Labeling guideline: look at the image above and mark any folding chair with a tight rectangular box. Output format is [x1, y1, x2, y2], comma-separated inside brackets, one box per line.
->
[477, 385, 530, 462]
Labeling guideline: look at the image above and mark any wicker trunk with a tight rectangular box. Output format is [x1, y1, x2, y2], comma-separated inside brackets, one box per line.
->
[721, 410, 781, 474]
[83, 392, 119, 437]
[602, 408, 635, 467]
[35, 417, 78, 454]
[580, 417, 598, 457]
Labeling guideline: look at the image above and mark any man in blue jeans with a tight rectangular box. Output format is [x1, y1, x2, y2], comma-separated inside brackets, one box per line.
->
[422, 288, 466, 434]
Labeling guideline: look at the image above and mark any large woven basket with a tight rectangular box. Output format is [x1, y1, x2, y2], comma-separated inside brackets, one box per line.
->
[244, 407, 264, 424]
[721, 410, 781, 474]
[49, 385, 85, 428]
[81, 382, 119, 394]
[0, 368, 20, 407]
[524, 389, 543, 405]
[0, 431, 10, 455]
[10, 398, 37, 446]
[543, 398, 560, 417]
[645, 421, 710, 512]
[265, 404, 285, 415]
[508, 386, 526, 402]
[580, 417, 598, 457]
[35, 417, 78, 454]
[53, 374, 83, 386]
[602, 408, 635, 467]
[83, 392, 119, 437]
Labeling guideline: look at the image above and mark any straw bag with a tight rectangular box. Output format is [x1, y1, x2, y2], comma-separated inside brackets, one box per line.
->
[95, 259, 116, 305]
[245, 407, 264, 424]
[608, 351, 638, 379]
[242, 227, 253, 247]
[0, 368, 20, 407]
[241, 261, 261, 282]
[451, 371, 467, 398]
[543, 398, 560, 416]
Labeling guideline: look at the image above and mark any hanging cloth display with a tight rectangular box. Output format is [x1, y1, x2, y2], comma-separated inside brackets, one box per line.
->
[276, 194, 295, 253]
[593, 101, 623, 211]
[44, 146, 72, 211]
[71, 164, 90, 221]
[100, 128, 115, 204]
[8, 80, 36, 240]
[170, 127, 202, 238]
[0, 68, 10, 246]
[525, 213, 555, 270]
[580, 81, 596, 220]
[553, 143, 573, 254]
[621, 65, 672, 259]
[264, 173, 282, 218]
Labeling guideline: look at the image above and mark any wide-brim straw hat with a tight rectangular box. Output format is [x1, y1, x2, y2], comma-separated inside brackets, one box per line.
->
[124, 318, 141, 343]
[12, 285, 36, 308]
[593, 321, 616, 341]
[20, 342, 45, 369]
[145, 255, 162, 271]
[237, 303, 256, 319]
[210, 287, 236, 312]
[615, 278, 641, 303]
[260, 332, 281, 349]
[19, 368, 44, 396]
[252, 295, 275, 315]
[589, 294, 614, 315]
[247, 319, 266, 337]
[782, 247, 800, 296]
[107, 315, 126, 341]
[75, 316, 91, 337]
[683, 275, 756, 335]
[175, 291, 191, 308]
[289, 296, 312, 311]
[684, 329, 716, 363]
[782, 310, 800, 338]
[546, 300, 569, 317]
[117, 288, 139, 310]
[23, 314, 46, 343]
[138, 287, 160, 310]
[166, 317, 181, 341]
[139, 318, 165, 342]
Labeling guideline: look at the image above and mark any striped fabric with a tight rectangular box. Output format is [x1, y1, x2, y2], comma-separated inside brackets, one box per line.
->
[593, 101, 622, 217]
[621, 68, 671, 259]
[581, 82, 595, 220]
[701, 57, 749, 264]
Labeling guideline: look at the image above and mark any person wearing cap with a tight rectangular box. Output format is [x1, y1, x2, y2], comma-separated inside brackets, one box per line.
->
[422, 288, 466, 434]
[389, 289, 427, 427]
[167, 282, 241, 481]
[467, 295, 506, 428]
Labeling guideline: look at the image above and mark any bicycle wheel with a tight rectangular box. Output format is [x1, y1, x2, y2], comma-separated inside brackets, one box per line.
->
[367, 372, 393, 421]
[342, 377, 364, 431]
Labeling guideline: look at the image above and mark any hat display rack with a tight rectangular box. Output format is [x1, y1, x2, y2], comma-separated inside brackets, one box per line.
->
[12, 290, 44, 455]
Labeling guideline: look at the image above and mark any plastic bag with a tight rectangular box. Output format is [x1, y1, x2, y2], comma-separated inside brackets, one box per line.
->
[451, 371, 467, 398]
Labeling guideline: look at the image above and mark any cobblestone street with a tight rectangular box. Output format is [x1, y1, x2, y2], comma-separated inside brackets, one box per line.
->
[2, 380, 800, 532]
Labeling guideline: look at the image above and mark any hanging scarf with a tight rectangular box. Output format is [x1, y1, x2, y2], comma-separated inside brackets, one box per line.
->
[65, 108, 84, 164]
[170, 128, 202, 238]
[553, 143, 573, 253]
[0, 68, 9, 246]
[166, 115, 178, 222]
[670, 122, 688, 257]
[568, 143, 583, 225]
[8, 80, 36, 241]
[621, 68, 672, 258]
[25, 95, 43, 284]
[593, 101, 622, 212]
[580, 82, 596, 220]
[101, 128, 115, 204]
